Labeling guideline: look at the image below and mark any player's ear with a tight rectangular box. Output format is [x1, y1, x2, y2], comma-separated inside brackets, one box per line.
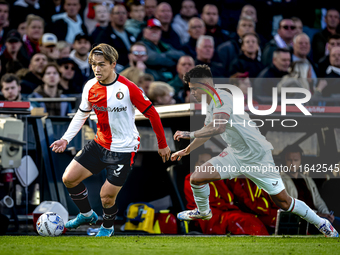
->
[111, 61, 117, 69]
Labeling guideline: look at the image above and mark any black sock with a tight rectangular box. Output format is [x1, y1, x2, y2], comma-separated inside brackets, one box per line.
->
[103, 204, 118, 228]
[67, 182, 92, 214]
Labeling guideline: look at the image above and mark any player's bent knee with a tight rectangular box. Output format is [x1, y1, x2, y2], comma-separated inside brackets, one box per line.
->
[190, 174, 208, 186]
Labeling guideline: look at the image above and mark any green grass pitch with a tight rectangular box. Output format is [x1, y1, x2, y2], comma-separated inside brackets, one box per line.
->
[0, 236, 339, 255]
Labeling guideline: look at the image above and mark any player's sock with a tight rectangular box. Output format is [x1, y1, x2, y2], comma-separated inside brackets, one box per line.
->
[81, 209, 93, 217]
[191, 183, 210, 213]
[67, 182, 91, 213]
[288, 198, 323, 226]
[103, 204, 118, 228]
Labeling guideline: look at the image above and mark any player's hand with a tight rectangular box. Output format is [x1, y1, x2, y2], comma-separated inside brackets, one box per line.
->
[158, 146, 171, 163]
[50, 139, 68, 153]
[173, 130, 191, 141]
[171, 148, 189, 161]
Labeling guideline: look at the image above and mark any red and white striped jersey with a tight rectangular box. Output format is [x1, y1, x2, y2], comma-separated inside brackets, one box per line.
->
[62, 74, 167, 152]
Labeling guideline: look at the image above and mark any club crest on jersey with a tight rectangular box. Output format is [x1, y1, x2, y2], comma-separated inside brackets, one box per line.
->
[116, 92, 124, 100]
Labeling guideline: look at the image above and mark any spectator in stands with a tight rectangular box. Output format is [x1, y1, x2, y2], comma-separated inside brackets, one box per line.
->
[124, 41, 167, 82]
[17, 19, 27, 38]
[120, 66, 143, 86]
[50, 0, 88, 44]
[139, 73, 154, 96]
[57, 41, 72, 58]
[229, 73, 255, 105]
[0, 1, 9, 54]
[1, 29, 29, 76]
[69, 33, 92, 83]
[154, 2, 182, 50]
[217, 16, 256, 76]
[318, 34, 340, 77]
[316, 46, 340, 97]
[292, 17, 303, 35]
[240, 5, 267, 49]
[141, 18, 184, 81]
[254, 48, 291, 97]
[229, 33, 264, 78]
[184, 149, 270, 235]
[312, 9, 340, 63]
[40, 33, 59, 61]
[195, 35, 225, 77]
[292, 33, 318, 80]
[125, 0, 146, 38]
[169, 55, 194, 95]
[10, 0, 42, 30]
[90, 4, 110, 40]
[262, 18, 296, 67]
[28, 62, 71, 116]
[22, 14, 44, 59]
[181, 17, 205, 59]
[57, 57, 83, 94]
[0, 73, 25, 101]
[144, 0, 157, 21]
[276, 61, 313, 98]
[172, 0, 197, 45]
[281, 144, 340, 232]
[148, 81, 176, 105]
[95, 4, 136, 69]
[201, 4, 229, 48]
[20, 52, 47, 94]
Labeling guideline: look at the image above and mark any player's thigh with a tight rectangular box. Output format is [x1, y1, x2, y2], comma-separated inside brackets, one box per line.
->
[205, 150, 241, 180]
[62, 159, 93, 185]
[242, 152, 285, 196]
[191, 162, 222, 185]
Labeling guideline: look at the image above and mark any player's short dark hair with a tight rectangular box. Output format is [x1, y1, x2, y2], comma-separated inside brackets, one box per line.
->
[0, 73, 20, 89]
[183, 64, 212, 85]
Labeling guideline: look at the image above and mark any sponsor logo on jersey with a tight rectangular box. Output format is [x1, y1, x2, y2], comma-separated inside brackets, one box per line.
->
[272, 181, 278, 186]
[116, 92, 124, 100]
[93, 104, 127, 112]
[93, 93, 98, 97]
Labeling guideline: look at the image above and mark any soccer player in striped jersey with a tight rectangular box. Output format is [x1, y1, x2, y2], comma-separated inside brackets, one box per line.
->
[171, 64, 338, 237]
[50, 43, 171, 237]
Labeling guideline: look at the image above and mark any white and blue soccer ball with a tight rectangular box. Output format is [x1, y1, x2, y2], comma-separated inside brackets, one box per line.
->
[36, 212, 64, 237]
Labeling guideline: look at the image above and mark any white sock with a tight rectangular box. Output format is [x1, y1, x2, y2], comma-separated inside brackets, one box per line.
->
[289, 198, 323, 226]
[81, 209, 93, 217]
[191, 183, 210, 213]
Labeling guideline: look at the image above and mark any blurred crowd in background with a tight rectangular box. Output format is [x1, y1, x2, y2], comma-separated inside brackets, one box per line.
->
[0, 0, 340, 115]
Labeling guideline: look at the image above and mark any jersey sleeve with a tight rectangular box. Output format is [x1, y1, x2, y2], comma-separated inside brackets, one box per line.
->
[212, 93, 232, 117]
[79, 83, 92, 112]
[128, 82, 152, 114]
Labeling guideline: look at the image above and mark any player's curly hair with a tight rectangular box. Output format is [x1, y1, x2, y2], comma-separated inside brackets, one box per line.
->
[183, 64, 212, 85]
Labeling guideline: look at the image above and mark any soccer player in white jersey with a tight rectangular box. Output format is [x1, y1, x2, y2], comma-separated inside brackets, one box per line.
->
[50, 43, 171, 237]
[171, 65, 338, 237]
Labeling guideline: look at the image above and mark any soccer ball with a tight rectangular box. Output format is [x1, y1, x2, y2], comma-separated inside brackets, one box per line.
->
[36, 212, 64, 237]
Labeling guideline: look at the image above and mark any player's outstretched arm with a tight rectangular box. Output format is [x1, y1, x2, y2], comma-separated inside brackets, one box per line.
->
[50, 139, 68, 153]
[171, 148, 190, 161]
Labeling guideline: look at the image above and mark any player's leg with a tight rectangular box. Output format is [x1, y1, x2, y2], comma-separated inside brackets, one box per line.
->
[270, 189, 339, 237]
[96, 154, 135, 237]
[178, 151, 240, 221]
[63, 141, 106, 229]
